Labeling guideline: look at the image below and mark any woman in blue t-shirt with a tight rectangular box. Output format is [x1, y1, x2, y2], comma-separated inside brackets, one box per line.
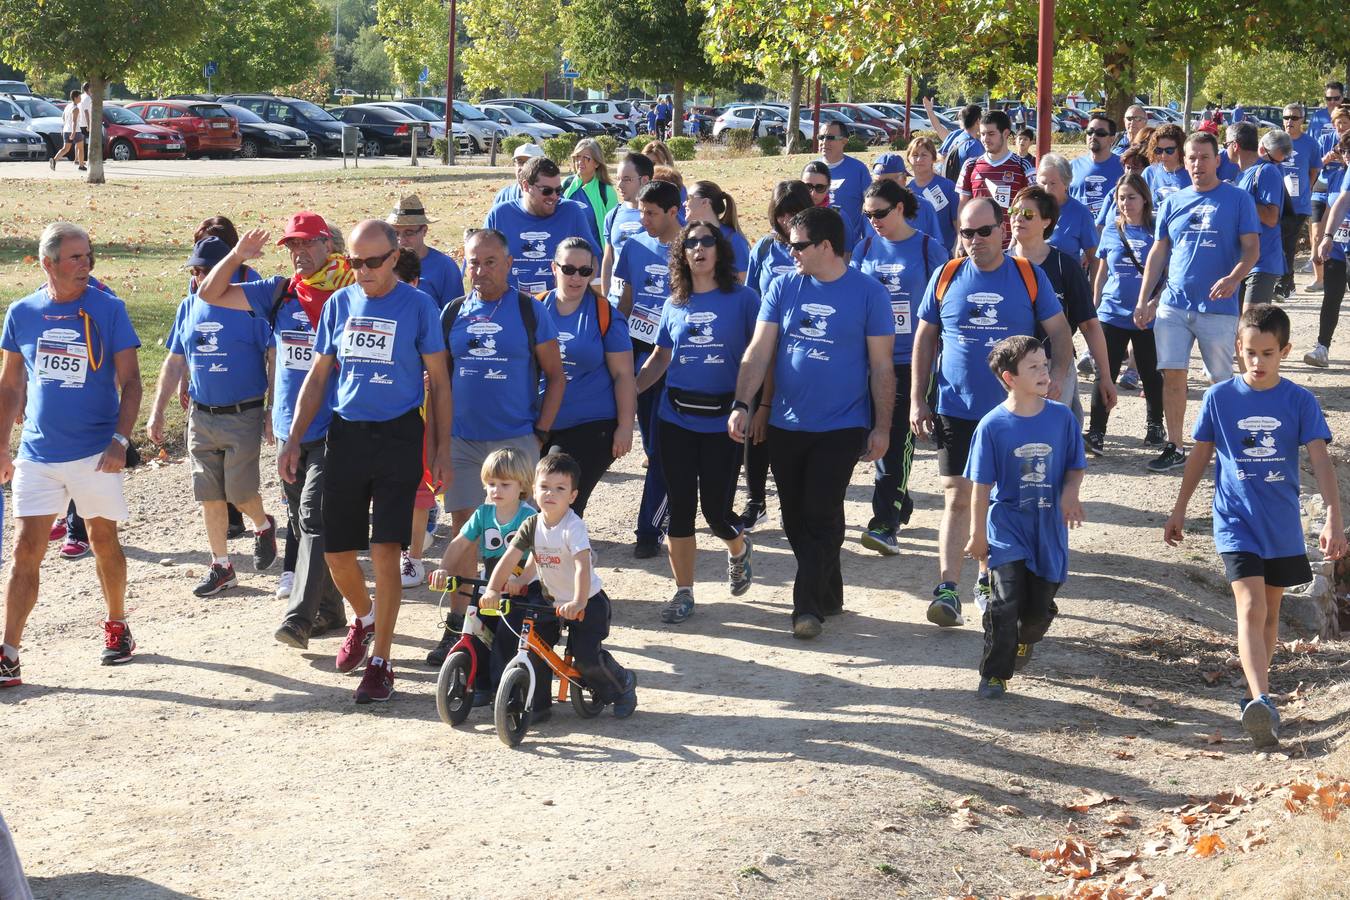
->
[634, 222, 759, 624]
[540, 237, 637, 516]
[1086, 173, 1163, 450]
[905, 136, 959, 251]
[685, 180, 750, 283]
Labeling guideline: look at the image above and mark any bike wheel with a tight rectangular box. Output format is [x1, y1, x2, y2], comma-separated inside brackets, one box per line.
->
[569, 678, 604, 719]
[494, 665, 532, 747]
[434, 650, 473, 726]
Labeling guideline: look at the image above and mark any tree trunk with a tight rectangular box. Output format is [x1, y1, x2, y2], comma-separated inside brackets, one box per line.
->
[787, 63, 803, 154]
[87, 75, 107, 185]
[672, 79, 685, 140]
[1182, 59, 1194, 133]
[1101, 48, 1134, 133]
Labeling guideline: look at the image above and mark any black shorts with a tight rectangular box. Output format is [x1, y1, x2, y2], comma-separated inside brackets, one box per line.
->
[1312, 199, 1329, 225]
[322, 410, 424, 553]
[1220, 551, 1312, 588]
[934, 414, 979, 478]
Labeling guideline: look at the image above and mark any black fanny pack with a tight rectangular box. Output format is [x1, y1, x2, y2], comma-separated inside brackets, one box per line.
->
[667, 386, 734, 417]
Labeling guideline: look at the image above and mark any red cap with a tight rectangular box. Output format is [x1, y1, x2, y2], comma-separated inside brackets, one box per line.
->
[277, 211, 330, 245]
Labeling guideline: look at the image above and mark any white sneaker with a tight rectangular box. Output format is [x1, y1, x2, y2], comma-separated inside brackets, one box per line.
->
[1300, 259, 1314, 274]
[1304, 343, 1330, 368]
[1305, 281, 1325, 293]
[275, 570, 295, 599]
[400, 552, 425, 588]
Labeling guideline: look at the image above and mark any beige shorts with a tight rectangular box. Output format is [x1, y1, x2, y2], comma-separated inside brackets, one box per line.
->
[187, 404, 265, 503]
[13, 453, 128, 521]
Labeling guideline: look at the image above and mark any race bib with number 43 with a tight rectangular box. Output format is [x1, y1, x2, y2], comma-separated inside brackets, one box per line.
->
[341, 317, 396, 363]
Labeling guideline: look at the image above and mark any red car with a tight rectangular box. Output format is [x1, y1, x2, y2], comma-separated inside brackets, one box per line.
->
[123, 99, 241, 157]
[822, 103, 902, 140]
[102, 104, 186, 161]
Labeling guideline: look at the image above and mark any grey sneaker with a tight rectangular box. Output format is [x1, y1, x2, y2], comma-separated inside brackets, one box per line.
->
[1304, 343, 1330, 368]
[1076, 354, 1095, 377]
[1147, 442, 1187, 473]
[728, 536, 753, 596]
[1241, 695, 1281, 749]
[1304, 280, 1324, 293]
[928, 582, 965, 627]
[792, 616, 823, 639]
[972, 573, 992, 614]
[660, 587, 695, 624]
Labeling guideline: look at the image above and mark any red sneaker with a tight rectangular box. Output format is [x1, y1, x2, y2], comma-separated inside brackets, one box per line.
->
[354, 658, 394, 704]
[0, 652, 20, 688]
[336, 618, 373, 673]
[49, 521, 68, 542]
[60, 539, 91, 560]
[101, 620, 136, 665]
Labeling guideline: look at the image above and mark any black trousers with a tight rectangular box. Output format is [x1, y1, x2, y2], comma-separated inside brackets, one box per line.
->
[743, 433, 771, 507]
[493, 591, 629, 707]
[1088, 323, 1163, 435]
[769, 426, 867, 623]
[868, 363, 915, 533]
[281, 438, 346, 631]
[544, 417, 616, 517]
[657, 420, 743, 540]
[1318, 257, 1349, 348]
[980, 560, 1060, 680]
[1279, 212, 1308, 294]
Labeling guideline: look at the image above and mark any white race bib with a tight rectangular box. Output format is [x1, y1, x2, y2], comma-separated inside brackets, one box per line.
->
[991, 183, 1012, 208]
[924, 185, 948, 211]
[341, 317, 396, 362]
[1335, 221, 1350, 244]
[36, 338, 88, 385]
[1284, 173, 1301, 198]
[628, 304, 660, 343]
[891, 300, 912, 336]
[280, 330, 315, 371]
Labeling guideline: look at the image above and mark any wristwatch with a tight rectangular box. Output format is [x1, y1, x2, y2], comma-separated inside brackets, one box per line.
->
[111, 433, 130, 449]
[534, 427, 550, 443]
[731, 400, 750, 414]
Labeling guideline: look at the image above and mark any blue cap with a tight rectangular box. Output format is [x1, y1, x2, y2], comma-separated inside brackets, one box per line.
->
[185, 236, 231, 270]
[871, 152, 909, 176]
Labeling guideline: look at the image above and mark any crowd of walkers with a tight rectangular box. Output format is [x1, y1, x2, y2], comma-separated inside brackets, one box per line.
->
[1, 99, 1348, 751]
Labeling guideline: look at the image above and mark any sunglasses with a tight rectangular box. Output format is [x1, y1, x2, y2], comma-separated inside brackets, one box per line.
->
[555, 263, 594, 277]
[1124, 115, 1145, 121]
[1283, 115, 1303, 121]
[820, 134, 845, 141]
[1154, 145, 1178, 155]
[804, 182, 829, 194]
[1007, 207, 1036, 221]
[959, 224, 997, 239]
[862, 206, 894, 221]
[683, 235, 718, 249]
[347, 248, 397, 270]
[1086, 128, 1111, 137]
[531, 184, 561, 197]
[788, 239, 820, 252]
[1328, 96, 1344, 102]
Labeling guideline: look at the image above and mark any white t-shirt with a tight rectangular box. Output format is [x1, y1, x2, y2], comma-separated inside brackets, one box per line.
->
[509, 510, 602, 605]
[77, 93, 91, 128]
[61, 103, 78, 133]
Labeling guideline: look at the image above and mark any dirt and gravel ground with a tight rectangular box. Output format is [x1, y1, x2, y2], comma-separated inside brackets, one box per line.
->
[3, 157, 1350, 899]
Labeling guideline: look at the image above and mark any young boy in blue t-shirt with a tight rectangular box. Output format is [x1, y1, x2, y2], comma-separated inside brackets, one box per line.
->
[1165, 304, 1346, 749]
[965, 335, 1086, 699]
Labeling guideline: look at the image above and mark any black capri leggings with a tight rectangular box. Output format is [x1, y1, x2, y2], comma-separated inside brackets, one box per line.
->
[1318, 257, 1349, 349]
[657, 419, 743, 540]
[1088, 322, 1163, 436]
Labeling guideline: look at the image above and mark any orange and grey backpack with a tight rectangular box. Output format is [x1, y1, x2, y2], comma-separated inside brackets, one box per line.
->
[933, 255, 1038, 306]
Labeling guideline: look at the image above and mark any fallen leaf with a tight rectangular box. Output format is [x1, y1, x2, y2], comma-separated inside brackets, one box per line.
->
[995, 804, 1023, 817]
[874, 821, 902, 833]
[1105, 812, 1139, 827]
[949, 795, 976, 810]
[1112, 749, 1136, 760]
[1203, 730, 1224, 745]
[1189, 833, 1226, 858]
[1063, 790, 1123, 812]
[1201, 670, 1224, 685]
[949, 808, 980, 831]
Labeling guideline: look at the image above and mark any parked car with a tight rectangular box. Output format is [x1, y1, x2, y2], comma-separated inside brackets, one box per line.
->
[0, 80, 31, 96]
[492, 98, 605, 137]
[762, 104, 884, 143]
[123, 100, 241, 157]
[0, 93, 64, 153]
[1144, 106, 1183, 125]
[218, 104, 309, 158]
[713, 104, 817, 142]
[478, 104, 566, 143]
[101, 104, 186, 160]
[221, 94, 345, 157]
[325, 103, 430, 157]
[405, 98, 508, 153]
[368, 101, 471, 154]
[823, 103, 902, 140]
[334, 88, 358, 98]
[567, 99, 638, 137]
[0, 122, 46, 160]
[869, 102, 954, 134]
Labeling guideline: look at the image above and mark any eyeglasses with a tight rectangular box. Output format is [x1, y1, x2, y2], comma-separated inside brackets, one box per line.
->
[820, 134, 845, 141]
[555, 263, 595, 277]
[347, 248, 397, 270]
[1154, 145, 1178, 155]
[788, 239, 820, 253]
[683, 235, 718, 249]
[282, 237, 327, 250]
[1328, 95, 1343, 102]
[531, 184, 561, 197]
[862, 206, 894, 221]
[959, 224, 997, 239]
[1124, 115, 1145, 122]
[1283, 115, 1303, 121]
[1085, 128, 1111, 137]
[1007, 207, 1036, 221]
[804, 182, 829, 194]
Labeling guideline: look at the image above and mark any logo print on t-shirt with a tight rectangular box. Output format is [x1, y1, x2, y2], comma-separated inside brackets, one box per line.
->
[1084, 175, 1106, 198]
[642, 264, 668, 295]
[798, 303, 834, 337]
[1014, 441, 1053, 484]
[967, 292, 1003, 326]
[1238, 415, 1281, 458]
[520, 232, 550, 258]
[1187, 204, 1217, 232]
[686, 310, 718, 344]
[875, 263, 906, 294]
[467, 320, 502, 357]
[194, 320, 223, 353]
[557, 331, 574, 363]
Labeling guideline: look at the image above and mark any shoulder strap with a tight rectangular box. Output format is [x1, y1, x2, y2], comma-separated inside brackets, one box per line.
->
[862, 235, 873, 258]
[1115, 221, 1146, 275]
[1012, 256, 1038, 305]
[594, 290, 611, 336]
[934, 257, 966, 304]
[922, 233, 933, 282]
[442, 296, 466, 368]
[267, 278, 291, 330]
[517, 290, 541, 396]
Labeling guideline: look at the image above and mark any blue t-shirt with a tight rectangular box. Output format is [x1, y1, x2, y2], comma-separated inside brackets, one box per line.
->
[1142, 163, 1191, 206]
[1217, 149, 1241, 184]
[604, 205, 644, 304]
[1048, 195, 1100, 262]
[757, 269, 892, 432]
[656, 284, 760, 432]
[614, 232, 672, 349]
[721, 225, 751, 275]
[482, 198, 600, 295]
[1193, 377, 1332, 558]
[822, 154, 872, 242]
[1095, 221, 1155, 330]
[966, 400, 1085, 582]
[444, 290, 558, 440]
[417, 247, 465, 309]
[1282, 133, 1320, 217]
[940, 131, 983, 173]
[1155, 183, 1260, 315]
[915, 255, 1064, 421]
[240, 275, 336, 444]
[544, 290, 632, 430]
[461, 501, 536, 563]
[1315, 130, 1342, 204]
[167, 294, 270, 407]
[1, 285, 140, 463]
[1327, 169, 1350, 262]
[314, 280, 444, 422]
[912, 175, 960, 249]
[849, 230, 950, 364]
[493, 183, 522, 207]
[1236, 161, 1287, 276]
[1310, 108, 1337, 145]
[748, 235, 797, 297]
[1070, 153, 1125, 218]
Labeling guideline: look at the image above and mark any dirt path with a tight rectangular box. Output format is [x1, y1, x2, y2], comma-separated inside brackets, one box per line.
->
[5, 271, 1350, 899]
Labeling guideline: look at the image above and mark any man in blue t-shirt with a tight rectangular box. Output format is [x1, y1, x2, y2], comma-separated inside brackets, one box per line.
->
[147, 237, 279, 599]
[491, 143, 545, 208]
[1071, 115, 1126, 220]
[1276, 103, 1322, 299]
[816, 120, 872, 243]
[1230, 123, 1288, 311]
[484, 156, 600, 295]
[283, 219, 453, 705]
[601, 152, 652, 304]
[387, 194, 463, 309]
[911, 197, 1071, 630]
[1133, 131, 1260, 475]
[728, 206, 896, 638]
[0, 222, 142, 688]
[925, 97, 982, 176]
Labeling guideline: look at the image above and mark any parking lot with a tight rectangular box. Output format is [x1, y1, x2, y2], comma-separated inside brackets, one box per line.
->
[1, 152, 500, 180]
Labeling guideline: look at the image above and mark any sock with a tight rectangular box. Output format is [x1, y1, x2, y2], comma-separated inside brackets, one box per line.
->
[2, 643, 18, 659]
[677, 585, 694, 595]
[252, 517, 272, 534]
[213, 555, 230, 566]
[370, 655, 385, 668]
[357, 610, 375, 627]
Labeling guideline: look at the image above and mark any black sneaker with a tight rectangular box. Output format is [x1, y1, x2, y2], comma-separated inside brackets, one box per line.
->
[313, 607, 347, 637]
[1084, 431, 1105, 458]
[1147, 442, 1187, 473]
[253, 515, 278, 571]
[612, 670, 638, 718]
[1144, 423, 1166, 447]
[193, 563, 238, 597]
[738, 502, 768, 532]
[425, 616, 458, 667]
[0, 652, 20, 688]
[274, 619, 310, 650]
[634, 537, 662, 560]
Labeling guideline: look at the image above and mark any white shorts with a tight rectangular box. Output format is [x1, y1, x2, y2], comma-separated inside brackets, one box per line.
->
[12, 453, 129, 521]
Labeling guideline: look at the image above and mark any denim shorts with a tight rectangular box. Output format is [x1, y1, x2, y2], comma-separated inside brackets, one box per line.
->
[1154, 304, 1236, 382]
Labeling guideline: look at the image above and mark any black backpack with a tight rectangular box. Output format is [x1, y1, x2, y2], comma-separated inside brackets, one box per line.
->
[943, 135, 968, 183]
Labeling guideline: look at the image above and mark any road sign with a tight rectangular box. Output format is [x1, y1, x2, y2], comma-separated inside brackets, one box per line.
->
[563, 71, 580, 79]
[561, 58, 579, 79]
[419, 66, 430, 84]
[204, 61, 218, 78]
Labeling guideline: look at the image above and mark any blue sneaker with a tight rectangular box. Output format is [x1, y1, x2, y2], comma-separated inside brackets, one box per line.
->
[661, 588, 695, 624]
[1241, 694, 1280, 749]
[978, 676, 1007, 699]
[927, 582, 964, 627]
[612, 670, 638, 718]
[860, 527, 900, 556]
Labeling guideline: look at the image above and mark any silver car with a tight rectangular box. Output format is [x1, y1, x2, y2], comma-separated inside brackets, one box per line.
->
[568, 99, 639, 138]
[405, 98, 508, 153]
[478, 104, 565, 143]
[0, 93, 64, 154]
[713, 104, 817, 142]
[0, 122, 46, 160]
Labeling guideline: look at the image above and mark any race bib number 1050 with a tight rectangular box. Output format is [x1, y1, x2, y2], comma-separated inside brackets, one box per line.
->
[628, 304, 661, 343]
[341, 317, 397, 362]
